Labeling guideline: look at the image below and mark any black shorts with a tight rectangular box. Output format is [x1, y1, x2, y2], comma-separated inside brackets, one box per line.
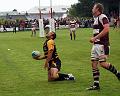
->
[104, 46, 110, 55]
[48, 58, 61, 71]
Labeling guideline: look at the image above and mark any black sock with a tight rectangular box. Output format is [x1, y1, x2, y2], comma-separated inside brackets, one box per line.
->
[107, 64, 118, 75]
[54, 73, 69, 81]
[93, 69, 100, 87]
[70, 34, 72, 40]
[73, 33, 76, 40]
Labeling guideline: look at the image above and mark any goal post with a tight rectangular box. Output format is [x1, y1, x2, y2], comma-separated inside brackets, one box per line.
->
[39, 19, 45, 37]
[49, 18, 55, 32]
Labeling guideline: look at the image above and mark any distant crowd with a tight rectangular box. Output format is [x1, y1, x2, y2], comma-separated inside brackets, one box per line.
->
[0, 16, 120, 32]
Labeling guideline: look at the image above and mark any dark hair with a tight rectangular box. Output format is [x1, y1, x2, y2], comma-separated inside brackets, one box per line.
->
[95, 3, 104, 13]
[52, 32, 56, 40]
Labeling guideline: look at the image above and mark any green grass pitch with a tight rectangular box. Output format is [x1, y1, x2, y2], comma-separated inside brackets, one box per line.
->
[0, 28, 120, 96]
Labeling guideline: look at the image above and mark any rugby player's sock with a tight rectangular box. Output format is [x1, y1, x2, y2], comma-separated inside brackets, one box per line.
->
[93, 69, 100, 87]
[54, 73, 69, 81]
[104, 64, 120, 80]
[70, 34, 72, 40]
[73, 34, 76, 40]
[106, 64, 119, 76]
[107, 64, 119, 75]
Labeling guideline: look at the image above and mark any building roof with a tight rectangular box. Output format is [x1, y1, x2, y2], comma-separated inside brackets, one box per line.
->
[0, 5, 70, 20]
[0, 10, 25, 16]
[27, 5, 70, 14]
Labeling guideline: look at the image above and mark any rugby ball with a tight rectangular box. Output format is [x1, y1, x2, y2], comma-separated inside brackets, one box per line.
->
[32, 51, 41, 58]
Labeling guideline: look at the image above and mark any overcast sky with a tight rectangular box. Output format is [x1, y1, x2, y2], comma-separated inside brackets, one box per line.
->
[0, 0, 78, 12]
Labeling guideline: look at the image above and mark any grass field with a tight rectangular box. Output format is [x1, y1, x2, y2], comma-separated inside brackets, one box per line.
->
[0, 28, 120, 96]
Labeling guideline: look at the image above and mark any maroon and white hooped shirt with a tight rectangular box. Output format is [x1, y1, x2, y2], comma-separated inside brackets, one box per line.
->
[93, 14, 110, 46]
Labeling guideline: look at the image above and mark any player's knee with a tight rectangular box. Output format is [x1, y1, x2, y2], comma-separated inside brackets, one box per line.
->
[50, 68, 59, 79]
[99, 61, 110, 69]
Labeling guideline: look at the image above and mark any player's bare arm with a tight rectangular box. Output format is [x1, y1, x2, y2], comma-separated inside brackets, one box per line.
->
[95, 24, 109, 39]
[34, 55, 46, 60]
[44, 49, 54, 69]
[90, 24, 109, 43]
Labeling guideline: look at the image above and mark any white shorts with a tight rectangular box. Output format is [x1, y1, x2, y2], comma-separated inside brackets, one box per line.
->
[91, 44, 109, 62]
[70, 28, 76, 33]
[32, 27, 36, 31]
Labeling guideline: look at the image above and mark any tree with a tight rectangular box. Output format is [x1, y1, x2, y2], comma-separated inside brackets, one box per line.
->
[13, 9, 17, 12]
[68, 0, 111, 17]
[69, 0, 94, 17]
[69, 3, 81, 17]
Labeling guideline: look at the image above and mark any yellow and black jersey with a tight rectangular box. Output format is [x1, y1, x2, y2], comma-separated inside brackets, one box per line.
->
[43, 39, 61, 71]
[43, 39, 58, 60]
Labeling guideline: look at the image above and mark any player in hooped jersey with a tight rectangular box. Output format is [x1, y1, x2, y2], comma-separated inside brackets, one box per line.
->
[86, 3, 120, 90]
[69, 18, 77, 40]
[31, 20, 37, 37]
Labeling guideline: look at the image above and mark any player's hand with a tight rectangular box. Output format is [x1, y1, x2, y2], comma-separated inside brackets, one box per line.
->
[33, 56, 40, 60]
[89, 37, 96, 43]
[33, 55, 45, 60]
